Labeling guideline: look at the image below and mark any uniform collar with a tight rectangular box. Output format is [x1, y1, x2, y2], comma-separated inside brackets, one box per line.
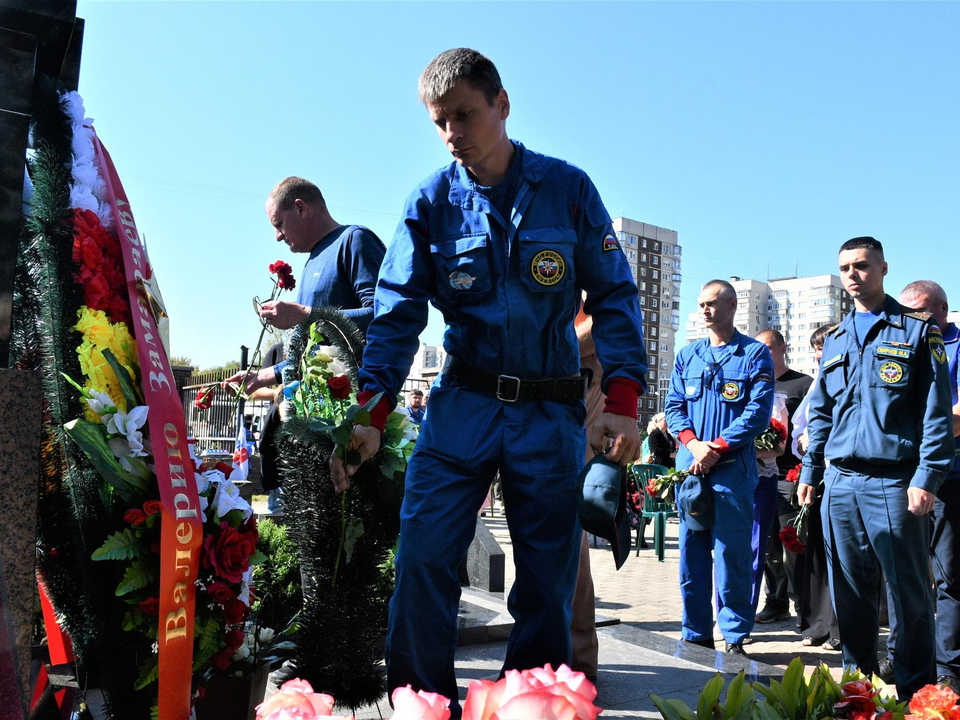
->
[944, 322, 959, 345]
[447, 141, 544, 212]
[835, 294, 904, 337]
[694, 329, 744, 363]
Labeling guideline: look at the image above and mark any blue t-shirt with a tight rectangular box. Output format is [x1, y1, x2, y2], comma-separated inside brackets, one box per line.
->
[474, 149, 521, 229]
[853, 309, 883, 346]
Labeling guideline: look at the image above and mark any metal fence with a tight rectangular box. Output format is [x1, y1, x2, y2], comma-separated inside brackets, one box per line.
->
[181, 368, 271, 455]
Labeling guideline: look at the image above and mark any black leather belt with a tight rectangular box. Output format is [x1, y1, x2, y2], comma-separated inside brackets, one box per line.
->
[442, 357, 588, 402]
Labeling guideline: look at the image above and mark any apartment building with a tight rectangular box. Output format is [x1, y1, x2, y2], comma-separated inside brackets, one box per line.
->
[685, 274, 853, 377]
[612, 217, 682, 428]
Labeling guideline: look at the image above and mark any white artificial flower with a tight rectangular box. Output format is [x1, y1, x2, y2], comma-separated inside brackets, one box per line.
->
[238, 567, 254, 607]
[69, 184, 98, 213]
[258, 627, 275, 645]
[212, 479, 253, 521]
[231, 645, 251, 662]
[317, 345, 349, 376]
[106, 406, 149, 438]
[85, 390, 115, 416]
[60, 91, 90, 126]
[401, 419, 420, 442]
[98, 202, 114, 231]
[71, 124, 95, 164]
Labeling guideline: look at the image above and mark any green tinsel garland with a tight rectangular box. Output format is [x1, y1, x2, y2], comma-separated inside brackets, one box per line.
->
[276, 309, 402, 711]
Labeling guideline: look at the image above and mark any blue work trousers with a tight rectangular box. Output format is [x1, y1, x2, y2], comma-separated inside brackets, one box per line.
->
[679, 459, 757, 644]
[384, 384, 584, 718]
[932, 479, 960, 679]
[822, 466, 936, 699]
[750, 475, 780, 612]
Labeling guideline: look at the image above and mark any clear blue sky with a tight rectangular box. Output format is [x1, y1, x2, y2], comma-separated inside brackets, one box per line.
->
[75, 1, 960, 370]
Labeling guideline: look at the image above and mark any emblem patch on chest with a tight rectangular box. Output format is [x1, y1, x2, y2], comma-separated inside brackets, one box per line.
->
[602, 233, 620, 252]
[531, 250, 565, 286]
[879, 361, 904, 383]
[448, 270, 476, 290]
[721, 382, 740, 400]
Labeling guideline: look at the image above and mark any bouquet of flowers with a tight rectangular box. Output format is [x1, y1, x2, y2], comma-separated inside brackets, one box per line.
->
[779, 501, 810, 555]
[755, 417, 787, 452]
[785, 462, 802, 483]
[644, 467, 690, 503]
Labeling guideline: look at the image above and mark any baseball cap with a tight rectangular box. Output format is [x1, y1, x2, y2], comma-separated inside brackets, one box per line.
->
[677, 474, 715, 532]
[576, 455, 632, 570]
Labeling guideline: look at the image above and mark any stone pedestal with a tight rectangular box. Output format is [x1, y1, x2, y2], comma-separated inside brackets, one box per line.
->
[0, 369, 41, 711]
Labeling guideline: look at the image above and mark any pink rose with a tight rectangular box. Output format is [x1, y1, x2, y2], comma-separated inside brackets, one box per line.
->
[391, 685, 451, 720]
[256, 679, 352, 720]
[462, 664, 599, 720]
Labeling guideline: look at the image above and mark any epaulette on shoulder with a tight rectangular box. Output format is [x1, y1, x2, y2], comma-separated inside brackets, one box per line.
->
[904, 310, 932, 322]
[824, 323, 841, 337]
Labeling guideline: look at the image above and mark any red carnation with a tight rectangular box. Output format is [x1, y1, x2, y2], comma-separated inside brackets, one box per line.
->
[770, 418, 787, 443]
[124, 509, 147, 526]
[143, 500, 163, 516]
[841, 680, 877, 699]
[202, 521, 257, 583]
[222, 597, 248, 625]
[195, 386, 215, 410]
[137, 597, 160, 616]
[225, 628, 246, 651]
[785, 463, 802, 483]
[779, 525, 806, 554]
[833, 693, 877, 718]
[206, 581, 235, 604]
[269, 260, 296, 291]
[210, 648, 233, 672]
[327, 374, 352, 400]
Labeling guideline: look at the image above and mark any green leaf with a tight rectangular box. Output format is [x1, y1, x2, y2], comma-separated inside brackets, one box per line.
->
[650, 694, 697, 720]
[103, 348, 143, 408]
[134, 657, 159, 691]
[345, 449, 361, 466]
[249, 549, 268, 566]
[343, 519, 365, 564]
[334, 445, 345, 459]
[193, 616, 222, 671]
[116, 559, 155, 596]
[722, 672, 754, 720]
[779, 656, 805, 717]
[697, 673, 724, 720]
[309, 418, 336, 433]
[64, 418, 148, 501]
[332, 423, 352, 446]
[361, 392, 384, 411]
[353, 408, 371, 427]
[92, 529, 142, 561]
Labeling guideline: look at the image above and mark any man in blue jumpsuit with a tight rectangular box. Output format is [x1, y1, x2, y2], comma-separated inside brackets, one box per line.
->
[665, 280, 775, 654]
[798, 238, 954, 701]
[329, 48, 646, 716]
[880, 281, 960, 691]
[226, 176, 386, 393]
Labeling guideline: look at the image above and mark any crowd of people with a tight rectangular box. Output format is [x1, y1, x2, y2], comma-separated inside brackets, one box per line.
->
[217, 45, 957, 715]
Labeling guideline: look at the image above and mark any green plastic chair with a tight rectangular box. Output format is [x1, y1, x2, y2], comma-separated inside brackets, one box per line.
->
[629, 463, 678, 562]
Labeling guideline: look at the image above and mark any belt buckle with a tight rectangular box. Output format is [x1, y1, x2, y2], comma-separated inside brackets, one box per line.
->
[496, 374, 521, 402]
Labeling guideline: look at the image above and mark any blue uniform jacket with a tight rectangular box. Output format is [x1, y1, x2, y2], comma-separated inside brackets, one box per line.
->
[664, 331, 775, 471]
[799, 295, 954, 493]
[359, 142, 647, 404]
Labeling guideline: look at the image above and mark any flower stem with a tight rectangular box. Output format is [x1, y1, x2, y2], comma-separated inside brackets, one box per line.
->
[234, 281, 279, 413]
[332, 490, 347, 588]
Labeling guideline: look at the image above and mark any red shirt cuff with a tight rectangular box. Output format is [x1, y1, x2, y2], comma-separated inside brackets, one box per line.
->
[678, 429, 697, 446]
[602, 377, 642, 419]
[357, 389, 392, 432]
[711, 437, 730, 453]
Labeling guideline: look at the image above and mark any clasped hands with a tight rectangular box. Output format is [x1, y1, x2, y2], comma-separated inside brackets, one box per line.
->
[686, 438, 724, 477]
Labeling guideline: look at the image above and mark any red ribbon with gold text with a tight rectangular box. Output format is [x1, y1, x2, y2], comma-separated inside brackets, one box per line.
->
[92, 132, 202, 719]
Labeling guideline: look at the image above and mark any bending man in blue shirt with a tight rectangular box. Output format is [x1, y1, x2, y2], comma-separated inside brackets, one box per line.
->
[330, 48, 646, 717]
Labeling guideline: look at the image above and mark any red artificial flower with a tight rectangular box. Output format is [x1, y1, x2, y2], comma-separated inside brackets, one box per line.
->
[769, 418, 787, 443]
[646, 479, 657, 497]
[210, 648, 233, 672]
[215, 461, 234, 480]
[833, 693, 877, 718]
[137, 597, 160, 616]
[225, 628, 246, 651]
[70, 209, 132, 327]
[842, 680, 878, 699]
[222, 597, 248, 625]
[327, 374, 352, 400]
[143, 500, 163, 516]
[124, 509, 148, 526]
[206, 581, 235, 604]
[786, 463, 803, 483]
[195, 386, 215, 410]
[908, 683, 960, 719]
[269, 260, 296, 291]
[779, 525, 806, 554]
[202, 521, 258, 584]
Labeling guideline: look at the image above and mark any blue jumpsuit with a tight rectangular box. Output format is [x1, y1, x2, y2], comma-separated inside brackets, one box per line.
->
[799, 296, 954, 699]
[665, 332, 775, 644]
[358, 142, 646, 713]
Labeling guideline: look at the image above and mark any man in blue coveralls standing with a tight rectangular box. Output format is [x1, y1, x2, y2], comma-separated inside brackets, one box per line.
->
[329, 49, 647, 716]
[798, 238, 954, 701]
[665, 279, 775, 655]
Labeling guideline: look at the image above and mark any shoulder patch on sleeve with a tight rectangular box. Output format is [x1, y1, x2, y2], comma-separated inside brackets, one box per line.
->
[602, 233, 620, 252]
[756, 373, 773, 383]
[930, 335, 948, 364]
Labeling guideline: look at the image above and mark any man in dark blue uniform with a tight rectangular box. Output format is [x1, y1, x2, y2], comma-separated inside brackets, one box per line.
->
[226, 176, 386, 393]
[665, 280, 775, 654]
[880, 281, 960, 691]
[798, 238, 954, 700]
[330, 49, 646, 716]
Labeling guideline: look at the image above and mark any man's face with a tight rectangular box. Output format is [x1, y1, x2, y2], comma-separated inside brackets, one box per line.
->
[838, 248, 887, 304]
[427, 82, 509, 173]
[266, 197, 314, 254]
[759, 334, 786, 365]
[408, 394, 423, 409]
[900, 291, 948, 331]
[698, 285, 737, 331]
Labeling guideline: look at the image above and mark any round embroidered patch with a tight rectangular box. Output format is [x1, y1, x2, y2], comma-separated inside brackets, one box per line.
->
[531, 250, 565, 286]
[721, 382, 740, 400]
[448, 270, 476, 290]
[879, 361, 903, 383]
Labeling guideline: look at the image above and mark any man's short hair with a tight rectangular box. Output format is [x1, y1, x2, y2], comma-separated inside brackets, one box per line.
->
[810, 323, 837, 349]
[410, 389, 424, 397]
[757, 329, 786, 348]
[269, 177, 325, 211]
[701, 279, 737, 303]
[900, 280, 947, 307]
[418, 48, 503, 105]
[839, 236, 884, 258]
